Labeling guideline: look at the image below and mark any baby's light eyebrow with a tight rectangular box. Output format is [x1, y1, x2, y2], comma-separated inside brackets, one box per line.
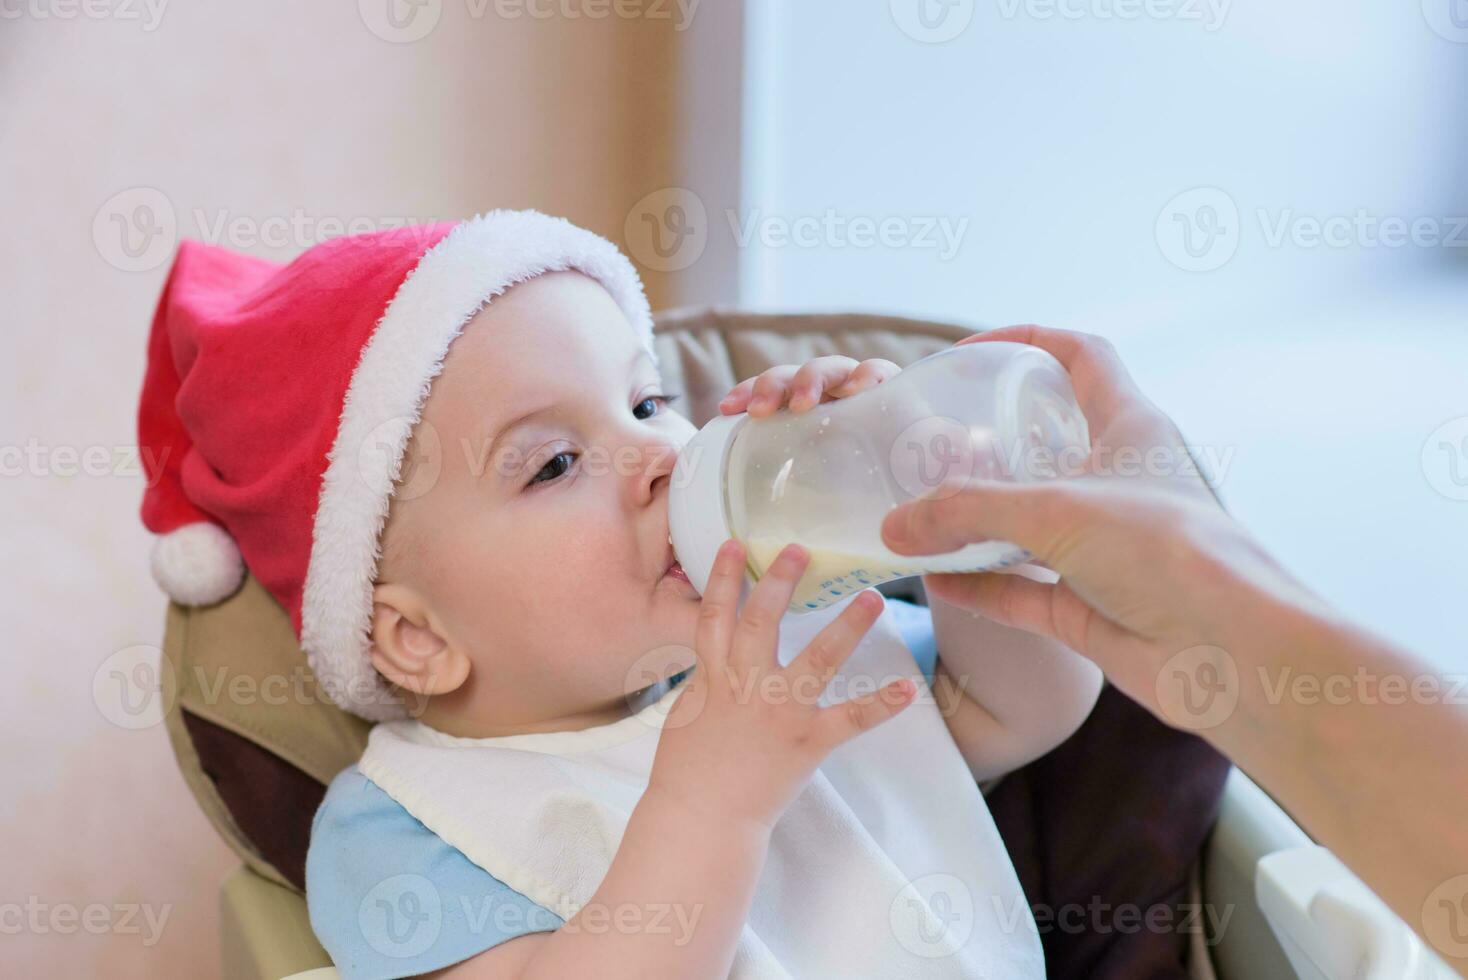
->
[479, 404, 559, 481]
[480, 348, 655, 482]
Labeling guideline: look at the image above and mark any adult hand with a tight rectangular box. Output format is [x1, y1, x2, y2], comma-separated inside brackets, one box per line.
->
[880, 324, 1322, 705]
[881, 326, 1468, 971]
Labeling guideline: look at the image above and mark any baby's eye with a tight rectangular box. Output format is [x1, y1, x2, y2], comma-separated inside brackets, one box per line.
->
[633, 393, 680, 420]
[528, 451, 576, 487]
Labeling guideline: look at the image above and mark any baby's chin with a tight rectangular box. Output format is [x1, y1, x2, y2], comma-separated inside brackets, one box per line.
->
[650, 573, 704, 643]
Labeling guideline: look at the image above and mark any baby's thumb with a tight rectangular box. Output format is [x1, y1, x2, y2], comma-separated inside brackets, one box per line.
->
[881, 478, 1086, 567]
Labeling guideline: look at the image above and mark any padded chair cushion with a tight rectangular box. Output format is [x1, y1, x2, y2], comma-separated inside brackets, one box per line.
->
[160, 306, 1229, 977]
[987, 687, 1231, 978]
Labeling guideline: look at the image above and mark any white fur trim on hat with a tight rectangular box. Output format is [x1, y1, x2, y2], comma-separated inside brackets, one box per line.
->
[150, 521, 246, 607]
[300, 210, 656, 722]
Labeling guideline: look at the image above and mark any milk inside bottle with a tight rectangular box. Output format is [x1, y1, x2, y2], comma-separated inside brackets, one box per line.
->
[668, 341, 1090, 613]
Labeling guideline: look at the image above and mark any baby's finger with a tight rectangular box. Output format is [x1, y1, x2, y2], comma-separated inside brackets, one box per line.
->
[745, 366, 802, 417]
[718, 378, 753, 414]
[816, 678, 916, 748]
[729, 543, 808, 671]
[718, 383, 746, 415]
[788, 356, 859, 411]
[718, 376, 760, 415]
[720, 368, 792, 416]
[694, 539, 748, 668]
[827, 358, 900, 398]
[784, 589, 884, 692]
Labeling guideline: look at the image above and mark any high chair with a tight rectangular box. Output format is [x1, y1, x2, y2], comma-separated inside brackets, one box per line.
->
[156, 308, 1448, 980]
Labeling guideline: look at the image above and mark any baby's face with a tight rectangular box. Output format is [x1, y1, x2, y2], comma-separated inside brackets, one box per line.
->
[373, 271, 702, 734]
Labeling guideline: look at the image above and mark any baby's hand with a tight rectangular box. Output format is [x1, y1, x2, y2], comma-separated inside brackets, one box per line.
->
[647, 539, 915, 832]
[719, 355, 900, 418]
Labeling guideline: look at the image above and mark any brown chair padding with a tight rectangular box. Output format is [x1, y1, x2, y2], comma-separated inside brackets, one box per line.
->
[158, 307, 1228, 977]
[989, 688, 1230, 978]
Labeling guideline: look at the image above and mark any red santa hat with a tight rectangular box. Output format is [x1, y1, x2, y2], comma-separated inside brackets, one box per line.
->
[137, 210, 656, 721]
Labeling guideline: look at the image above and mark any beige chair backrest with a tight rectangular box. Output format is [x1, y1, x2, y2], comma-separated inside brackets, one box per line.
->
[161, 307, 976, 889]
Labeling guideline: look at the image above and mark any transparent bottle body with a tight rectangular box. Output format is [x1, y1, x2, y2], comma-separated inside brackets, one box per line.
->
[725, 342, 1089, 612]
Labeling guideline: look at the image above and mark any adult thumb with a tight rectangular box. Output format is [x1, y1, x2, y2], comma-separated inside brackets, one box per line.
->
[880, 478, 1088, 566]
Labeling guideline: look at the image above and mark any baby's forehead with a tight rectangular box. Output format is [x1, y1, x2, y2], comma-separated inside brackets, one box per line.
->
[428, 271, 657, 432]
[457, 338, 657, 400]
[453, 341, 659, 446]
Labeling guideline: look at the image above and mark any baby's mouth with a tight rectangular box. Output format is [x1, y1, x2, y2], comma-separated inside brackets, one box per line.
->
[663, 554, 691, 585]
[662, 539, 692, 586]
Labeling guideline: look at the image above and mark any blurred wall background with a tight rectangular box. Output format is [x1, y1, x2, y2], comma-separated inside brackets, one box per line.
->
[6, 0, 1468, 975]
[723, 0, 1468, 671]
[1, 3, 680, 975]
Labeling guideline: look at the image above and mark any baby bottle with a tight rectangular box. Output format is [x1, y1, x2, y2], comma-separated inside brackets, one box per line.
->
[668, 341, 1091, 613]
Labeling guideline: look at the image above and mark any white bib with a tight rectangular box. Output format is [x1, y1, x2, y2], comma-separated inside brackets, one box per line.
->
[358, 601, 1043, 978]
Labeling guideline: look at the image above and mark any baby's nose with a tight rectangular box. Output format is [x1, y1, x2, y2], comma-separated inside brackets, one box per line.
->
[645, 444, 679, 489]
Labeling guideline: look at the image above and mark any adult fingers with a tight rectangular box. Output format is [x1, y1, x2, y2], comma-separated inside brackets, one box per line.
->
[954, 325, 1141, 423]
[882, 478, 1096, 567]
[924, 564, 1146, 668]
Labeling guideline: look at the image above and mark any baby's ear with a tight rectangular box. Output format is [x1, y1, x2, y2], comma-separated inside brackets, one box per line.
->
[368, 584, 471, 698]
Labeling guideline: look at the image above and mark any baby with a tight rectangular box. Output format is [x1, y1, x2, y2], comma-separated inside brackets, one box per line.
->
[136, 211, 1101, 979]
